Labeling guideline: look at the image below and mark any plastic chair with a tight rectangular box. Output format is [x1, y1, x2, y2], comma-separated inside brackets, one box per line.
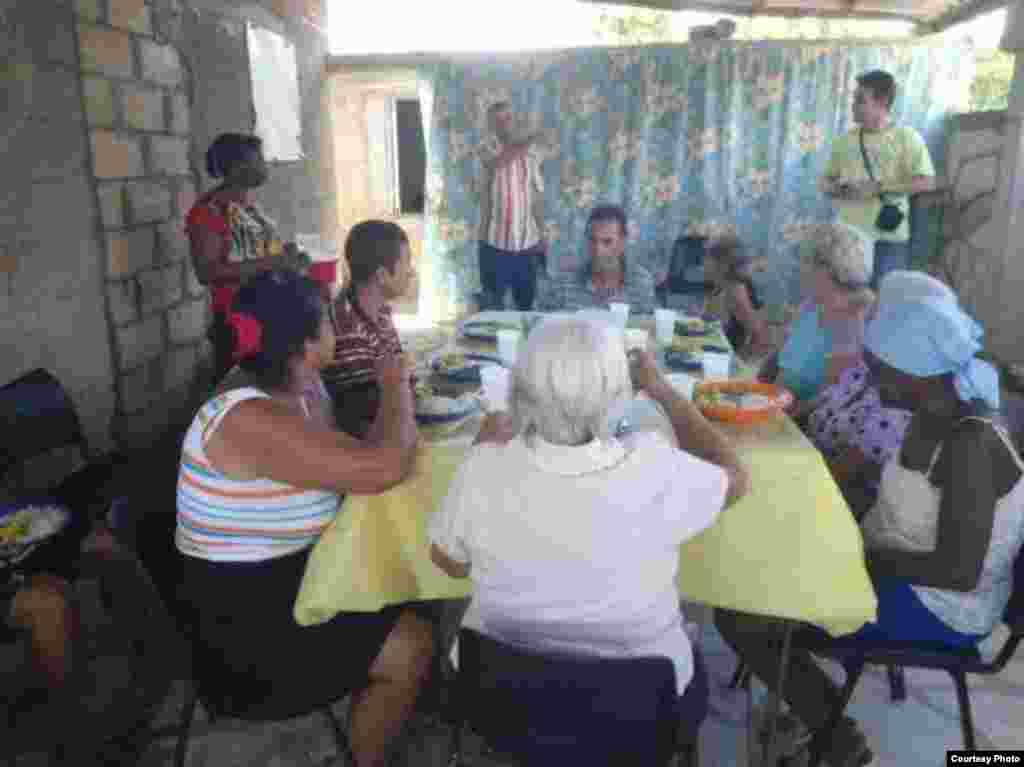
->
[656, 236, 715, 309]
[448, 627, 699, 767]
[0, 369, 124, 587]
[0, 368, 124, 527]
[802, 551, 1024, 763]
[0, 368, 93, 481]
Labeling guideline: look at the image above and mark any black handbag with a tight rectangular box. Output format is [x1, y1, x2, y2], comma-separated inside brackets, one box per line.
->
[859, 129, 904, 232]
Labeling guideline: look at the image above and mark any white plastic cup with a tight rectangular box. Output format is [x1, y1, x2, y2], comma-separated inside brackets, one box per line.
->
[624, 328, 649, 352]
[609, 302, 630, 329]
[702, 351, 732, 380]
[666, 372, 697, 400]
[654, 309, 676, 346]
[497, 328, 522, 366]
[479, 364, 512, 412]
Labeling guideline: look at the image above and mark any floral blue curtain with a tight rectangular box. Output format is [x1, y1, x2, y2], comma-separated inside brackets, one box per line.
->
[419, 40, 971, 315]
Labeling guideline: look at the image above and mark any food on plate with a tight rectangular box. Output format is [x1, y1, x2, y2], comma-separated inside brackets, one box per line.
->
[694, 390, 774, 409]
[436, 352, 468, 372]
[695, 389, 735, 409]
[674, 317, 707, 336]
[0, 505, 66, 547]
[0, 511, 32, 544]
[463, 320, 522, 336]
[402, 330, 447, 356]
[692, 381, 793, 425]
[414, 380, 434, 400]
[671, 336, 703, 353]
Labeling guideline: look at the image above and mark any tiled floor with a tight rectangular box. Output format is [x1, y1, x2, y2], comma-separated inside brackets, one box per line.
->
[8, 591, 1024, 766]
[137, 615, 1024, 766]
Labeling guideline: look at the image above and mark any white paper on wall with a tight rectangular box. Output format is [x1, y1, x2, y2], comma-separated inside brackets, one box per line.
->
[246, 22, 303, 162]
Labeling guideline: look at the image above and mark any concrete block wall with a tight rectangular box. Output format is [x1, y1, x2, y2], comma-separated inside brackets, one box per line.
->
[2, 0, 331, 457]
[183, 0, 330, 246]
[74, 0, 209, 446]
[1, 0, 117, 453]
[940, 112, 1024, 366]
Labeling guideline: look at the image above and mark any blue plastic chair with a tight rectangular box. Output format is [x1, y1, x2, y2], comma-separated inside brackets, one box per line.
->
[803, 551, 1024, 762]
[449, 627, 702, 767]
[0, 368, 91, 482]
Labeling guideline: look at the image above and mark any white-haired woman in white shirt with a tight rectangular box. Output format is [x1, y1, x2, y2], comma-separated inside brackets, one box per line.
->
[428, 316, 749, 737]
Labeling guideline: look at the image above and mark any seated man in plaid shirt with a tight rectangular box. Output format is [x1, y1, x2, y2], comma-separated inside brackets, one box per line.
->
[323, 220, 416, 438]
[535, 205, 656, 314]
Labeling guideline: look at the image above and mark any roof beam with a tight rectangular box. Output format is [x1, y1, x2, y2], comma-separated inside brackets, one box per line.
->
[917, 0, 1009, 35]
[665, 0, 919, 22]
[578, 0, 1008, 28]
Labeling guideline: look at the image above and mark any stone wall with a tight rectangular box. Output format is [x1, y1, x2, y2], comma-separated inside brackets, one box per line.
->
[74, 0, 204, 446]
[2, 0, 117, 452]
[939, 111, 1024, 366]
[0, 0, 332, 454]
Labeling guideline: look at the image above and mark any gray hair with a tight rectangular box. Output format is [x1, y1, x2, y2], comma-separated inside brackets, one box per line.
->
[509, 317, 632, 446]
[805, 222, 876, 307]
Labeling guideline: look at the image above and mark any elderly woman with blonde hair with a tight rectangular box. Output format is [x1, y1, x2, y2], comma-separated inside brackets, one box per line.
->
[762, 223, 876, 408]
[428, 316, 750, 744]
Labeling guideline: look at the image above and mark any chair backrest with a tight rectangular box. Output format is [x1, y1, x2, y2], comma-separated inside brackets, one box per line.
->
[456, 628, 679, 767]
[1001, 390, 1024, 453]
[665, 236, 714, 297]
[1003, 547, 1024, 635]
[0, 369, 89, 480]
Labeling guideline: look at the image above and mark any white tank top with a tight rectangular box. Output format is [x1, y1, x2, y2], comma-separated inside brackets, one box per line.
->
[862, 417, 1024, 635]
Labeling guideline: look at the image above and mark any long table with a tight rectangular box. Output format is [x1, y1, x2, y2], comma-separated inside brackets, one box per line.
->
[295, 312, 877, 639]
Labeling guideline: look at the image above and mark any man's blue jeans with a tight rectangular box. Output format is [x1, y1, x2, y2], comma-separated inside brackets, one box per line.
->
[871, 240, 910, 289]
[478, 241, 545, 311]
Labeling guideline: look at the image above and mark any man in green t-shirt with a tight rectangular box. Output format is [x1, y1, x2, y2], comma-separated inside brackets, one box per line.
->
[820, 70, 936, 287]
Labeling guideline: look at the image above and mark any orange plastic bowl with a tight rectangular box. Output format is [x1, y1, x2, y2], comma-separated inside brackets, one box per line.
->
[693, 380, 794, 425]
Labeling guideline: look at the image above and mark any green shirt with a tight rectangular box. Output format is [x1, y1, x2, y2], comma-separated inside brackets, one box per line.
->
[824, 125, 935, 243]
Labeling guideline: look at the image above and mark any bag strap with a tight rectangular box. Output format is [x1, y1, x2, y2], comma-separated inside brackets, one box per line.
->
[858, 129, 894, 204]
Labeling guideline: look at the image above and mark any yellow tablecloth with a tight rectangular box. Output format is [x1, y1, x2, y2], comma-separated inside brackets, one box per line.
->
[295, 314, 878, 636]
[676, 417, 877, 636]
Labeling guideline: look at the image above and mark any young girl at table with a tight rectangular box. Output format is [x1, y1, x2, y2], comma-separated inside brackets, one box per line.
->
[717, 293, 1024, 767]
[702, 235, 772, 359]
[175, 270, 430, 767]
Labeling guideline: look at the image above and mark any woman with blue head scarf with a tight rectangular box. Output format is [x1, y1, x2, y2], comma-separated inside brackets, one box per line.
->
[718, 293, 1024, 767]
[805, 271, 957, 517]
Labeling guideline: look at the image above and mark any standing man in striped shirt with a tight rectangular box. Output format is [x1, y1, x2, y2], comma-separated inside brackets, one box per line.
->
[476, 101, 547, 311]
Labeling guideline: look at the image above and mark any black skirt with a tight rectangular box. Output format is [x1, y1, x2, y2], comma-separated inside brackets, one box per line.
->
[179, 546, 403, 718]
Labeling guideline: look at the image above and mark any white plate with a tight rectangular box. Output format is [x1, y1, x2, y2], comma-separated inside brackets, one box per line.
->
[415, 395, 481, 425]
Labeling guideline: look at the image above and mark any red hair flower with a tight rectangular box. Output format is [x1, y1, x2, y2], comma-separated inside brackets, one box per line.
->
[228, 311, 263, 361]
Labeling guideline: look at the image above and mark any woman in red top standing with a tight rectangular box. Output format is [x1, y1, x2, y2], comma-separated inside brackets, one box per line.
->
[186, 133, 311, 381]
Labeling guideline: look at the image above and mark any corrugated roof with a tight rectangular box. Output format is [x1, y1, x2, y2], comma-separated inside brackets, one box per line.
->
[578, 0, 1007, 33]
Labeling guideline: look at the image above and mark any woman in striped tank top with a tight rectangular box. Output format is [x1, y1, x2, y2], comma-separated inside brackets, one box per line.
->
[176, 270, 428, 767]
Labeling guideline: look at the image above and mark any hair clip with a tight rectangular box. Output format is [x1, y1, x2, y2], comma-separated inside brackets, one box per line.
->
[228, 311, 263, 361]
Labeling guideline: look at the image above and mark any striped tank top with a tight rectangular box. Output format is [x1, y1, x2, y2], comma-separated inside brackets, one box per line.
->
[176, 387, 340, 562]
